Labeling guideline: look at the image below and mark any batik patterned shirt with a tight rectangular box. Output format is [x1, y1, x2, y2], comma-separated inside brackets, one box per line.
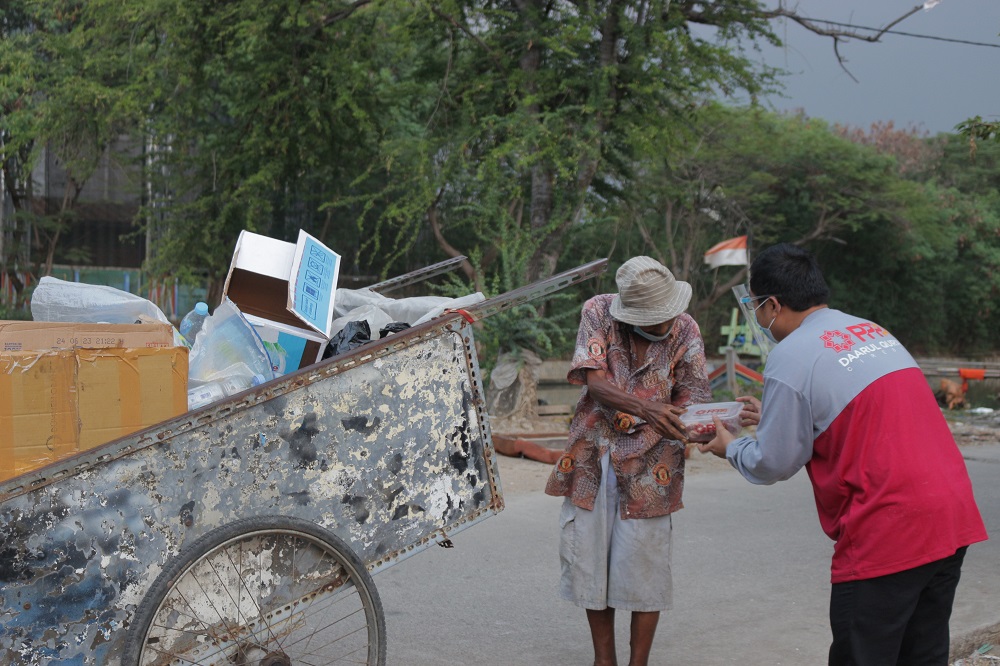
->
[544, 294, 712, 519]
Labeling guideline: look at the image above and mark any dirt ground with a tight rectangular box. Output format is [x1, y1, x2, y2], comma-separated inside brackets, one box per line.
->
[945, 412, 1000, 665]
[491, 408, 1000, 665]
[948, 410, 1000, 447]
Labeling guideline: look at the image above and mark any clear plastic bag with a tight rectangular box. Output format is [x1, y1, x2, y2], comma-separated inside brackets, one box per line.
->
[329, 304, 392, 343]
[187, 299, 274, 405]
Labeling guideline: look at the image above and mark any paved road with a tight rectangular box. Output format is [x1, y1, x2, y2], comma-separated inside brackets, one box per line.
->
[377, 445, 1000, 665]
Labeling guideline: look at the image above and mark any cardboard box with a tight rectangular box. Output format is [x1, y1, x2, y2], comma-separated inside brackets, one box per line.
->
[0, 321, 175, 352]
[223, 230, 340, 374]
[0, 346, 188, 482]
[245, 314, 327, 376]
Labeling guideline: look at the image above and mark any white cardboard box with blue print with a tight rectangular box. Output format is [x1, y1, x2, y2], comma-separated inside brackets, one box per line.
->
[222, 230, 340, 377]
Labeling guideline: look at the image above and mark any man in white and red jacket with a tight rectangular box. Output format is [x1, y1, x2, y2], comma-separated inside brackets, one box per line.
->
[700, 243, 987, 666]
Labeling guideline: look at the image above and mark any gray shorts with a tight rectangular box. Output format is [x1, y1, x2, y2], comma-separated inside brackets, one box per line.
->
[558, 453, 673, 612]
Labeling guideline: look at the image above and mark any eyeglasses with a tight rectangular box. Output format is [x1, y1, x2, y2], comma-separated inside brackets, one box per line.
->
[739, 294, 776, 305]
[741, 294, 777, 318]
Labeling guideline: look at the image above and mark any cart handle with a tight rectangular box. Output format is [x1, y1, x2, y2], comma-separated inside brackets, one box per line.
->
[367, 256, 469, 295]
[453, 258, 609, 323]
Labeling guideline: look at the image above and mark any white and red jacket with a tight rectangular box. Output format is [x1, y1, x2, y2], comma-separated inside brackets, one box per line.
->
[727, 308, 988, 583]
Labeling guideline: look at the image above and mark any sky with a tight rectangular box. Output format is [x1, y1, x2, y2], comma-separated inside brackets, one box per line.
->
[748, 0, 1000, 135]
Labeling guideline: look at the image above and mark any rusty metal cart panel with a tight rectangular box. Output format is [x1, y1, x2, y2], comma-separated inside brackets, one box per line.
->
[0, 259, 606, 665]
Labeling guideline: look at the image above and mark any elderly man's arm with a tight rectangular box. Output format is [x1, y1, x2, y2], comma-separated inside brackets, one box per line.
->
[585, 369, 688, 441]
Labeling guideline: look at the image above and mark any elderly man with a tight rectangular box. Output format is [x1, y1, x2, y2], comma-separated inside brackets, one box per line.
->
[546, 256, 711, 666]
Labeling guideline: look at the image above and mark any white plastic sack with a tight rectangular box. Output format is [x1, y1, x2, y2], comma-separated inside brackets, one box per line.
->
[330, 287, 485, 335]
[30, 276, 185, 346]
[412, 292, 485, 325]
[31, 276, 172, 325]
[329, 304, 394, 342]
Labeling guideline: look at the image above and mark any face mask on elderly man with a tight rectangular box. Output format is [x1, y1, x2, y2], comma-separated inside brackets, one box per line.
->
[632, 323, 674, 342]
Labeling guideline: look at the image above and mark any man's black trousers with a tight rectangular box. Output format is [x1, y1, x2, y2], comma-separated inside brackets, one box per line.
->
[828, 546, 968, 666]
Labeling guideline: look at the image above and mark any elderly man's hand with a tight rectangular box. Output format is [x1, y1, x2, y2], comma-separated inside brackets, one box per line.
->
[697, 416, 734, 458]
[642, 402, 688, 442]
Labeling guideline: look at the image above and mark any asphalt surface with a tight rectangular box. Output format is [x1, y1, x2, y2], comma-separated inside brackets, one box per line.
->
[377, 443, 1000, 665]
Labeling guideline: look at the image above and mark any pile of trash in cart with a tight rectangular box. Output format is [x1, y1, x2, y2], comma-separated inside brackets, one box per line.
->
[0, 229, 483, 483]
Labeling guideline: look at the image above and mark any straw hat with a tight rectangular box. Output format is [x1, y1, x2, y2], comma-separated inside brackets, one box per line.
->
[609, 256, 692, 326]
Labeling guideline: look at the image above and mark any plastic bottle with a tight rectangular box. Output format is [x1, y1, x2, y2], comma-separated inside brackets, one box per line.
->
[187, 374, 268, 411]
[187, 382, 226, 410]
[179, 302, 209, 347]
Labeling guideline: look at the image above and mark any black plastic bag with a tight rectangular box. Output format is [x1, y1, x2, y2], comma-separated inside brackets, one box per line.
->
[379, 322, 411, 338]
[323, 320, 371, 359]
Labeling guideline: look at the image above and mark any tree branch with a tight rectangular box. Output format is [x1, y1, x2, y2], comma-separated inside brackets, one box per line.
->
[321, 0, 373, 27]
[681, 2, 926, 79]
[427, 189, 479, 289]
[692, 266, 748, 319]
[757, 4, 923, 43]
[427, 5, 504, 68]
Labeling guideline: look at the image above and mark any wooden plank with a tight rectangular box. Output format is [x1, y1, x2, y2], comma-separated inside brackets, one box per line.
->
[537, 404, 575, 416]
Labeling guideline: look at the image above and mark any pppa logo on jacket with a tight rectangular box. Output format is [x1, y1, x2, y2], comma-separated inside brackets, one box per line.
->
[820, 329, 854, 353]
[820, 322, 891, 353]
[821, 322, 901, 368]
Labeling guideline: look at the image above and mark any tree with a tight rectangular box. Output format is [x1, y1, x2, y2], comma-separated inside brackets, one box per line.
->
[833, 121, 942, 178]
[957, 115, 1000, 154]
[0, 1, 145, 280]
[123, 0, 394, 301]
[566, 102, 1000, 356]
[326, 0, 943, 292]
[362, 0, 786, 290]
[587, 106, 901, 322]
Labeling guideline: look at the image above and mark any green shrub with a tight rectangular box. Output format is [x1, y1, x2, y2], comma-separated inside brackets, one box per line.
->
[0, 304, 31, 321]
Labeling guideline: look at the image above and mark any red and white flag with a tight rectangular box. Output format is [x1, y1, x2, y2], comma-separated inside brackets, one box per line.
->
[704, 235, 748, 268]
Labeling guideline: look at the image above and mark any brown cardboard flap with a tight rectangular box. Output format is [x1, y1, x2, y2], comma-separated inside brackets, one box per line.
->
[0, 321, 174, 352]
[224, 269, 304, 328]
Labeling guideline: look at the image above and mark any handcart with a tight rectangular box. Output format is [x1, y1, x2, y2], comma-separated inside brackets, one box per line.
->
[0, 258, 605, 665]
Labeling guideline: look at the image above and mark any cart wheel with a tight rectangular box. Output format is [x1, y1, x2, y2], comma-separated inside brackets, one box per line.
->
[123, 516, 386, 666]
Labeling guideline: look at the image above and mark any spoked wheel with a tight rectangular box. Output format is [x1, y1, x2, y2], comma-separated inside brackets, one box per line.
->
[124, 516, 386, 666]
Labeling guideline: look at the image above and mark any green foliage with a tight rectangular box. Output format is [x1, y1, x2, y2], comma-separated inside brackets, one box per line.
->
[813, 129, 1000, 354]
[475, 302, 565, 379]
[593, 103, 1000, 356]
[596, 105, 904, 344]
[936, 135, 1000, 196]
[956, 115, 1000, 151]
[110, 0, 785, 298]
[0, 304, 31, 321]
[471, 221, 582, 375]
